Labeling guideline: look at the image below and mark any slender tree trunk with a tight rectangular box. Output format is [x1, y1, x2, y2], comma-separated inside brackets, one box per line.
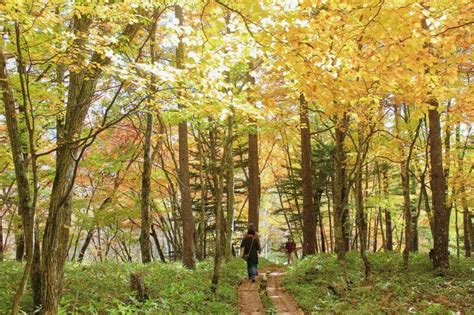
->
[248, 130, 260, 230]
[382, 166, 393, 251]
[0, 215, 3, 262]
[334, 115, 349, 260]
[1, 44, 35, 315]
[140, 112, 153, 263]
[300, 93, 316, 255]
[151, 225, 166, 263]
[78, 230, 94, 263]
[175, 5, 196, 269]
[315, 190, 326, 253]
[31, 227, 41, 308]
[355, 128, 371, 278]
[456, 125, 471, 257]
[211, 134, 225, 291]
[224, 111, 235, 260]
[394, 105, 411, 269]
[428, 102, 449, 268]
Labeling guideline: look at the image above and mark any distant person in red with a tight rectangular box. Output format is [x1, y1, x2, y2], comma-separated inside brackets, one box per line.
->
[285, 237, 297, 265]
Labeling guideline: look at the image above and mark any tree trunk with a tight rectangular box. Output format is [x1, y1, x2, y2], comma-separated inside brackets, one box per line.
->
[0, 215, 3, 262]
[15, 231, 25, 261]
[139, 112, 153, 263]
[456, 125, 471, 257]
[381, 166, 393, 251]
[248, 131, 260, 230]
[355, 163, 370, 278]
[224, 111, 235, 260]
[211, 128, 225, 290]
[175, 5, 196, 269]
[428, 102, 449, 268]
[1, 44, 35, 314]
[151, 225, 166, 263]
[394, 105, 411, 269]
[300, 93, 316, 255]
[333, 115, 349, 260]
[77, 229, 94, 263]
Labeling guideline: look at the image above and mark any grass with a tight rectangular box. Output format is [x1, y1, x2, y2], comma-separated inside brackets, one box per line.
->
[282, 252, 473, 314]
[0, 258, 250, 314]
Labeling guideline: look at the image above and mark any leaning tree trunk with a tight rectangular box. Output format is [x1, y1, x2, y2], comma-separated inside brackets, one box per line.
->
[41, 14, 142, 312]
[139, 112, 153, 263]
[1, 45, 35, 315]
[300, 93, 316, 255]
[175, 4, 196, 269]
[428, 101, 449, 268]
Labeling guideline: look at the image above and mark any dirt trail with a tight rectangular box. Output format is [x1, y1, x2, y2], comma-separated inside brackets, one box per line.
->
[266, 268, 304, 314]
[239, 278, 264, 315]
[239, 266, 303, 315]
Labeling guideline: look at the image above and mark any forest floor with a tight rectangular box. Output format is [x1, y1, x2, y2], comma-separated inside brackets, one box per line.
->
[283, 252, 473, 314]
[0, 253, 472, 313]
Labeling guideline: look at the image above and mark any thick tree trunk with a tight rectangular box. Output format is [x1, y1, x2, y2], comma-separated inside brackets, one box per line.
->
[428, 102, 449, 268]
[175, 5, 196, 269]
[300, 93, 316, 255]
[139, 112, 153, 263]
[15, 231, 25, 261]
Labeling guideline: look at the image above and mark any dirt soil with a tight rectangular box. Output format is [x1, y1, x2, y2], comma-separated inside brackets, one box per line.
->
[238, 266, 303, 315]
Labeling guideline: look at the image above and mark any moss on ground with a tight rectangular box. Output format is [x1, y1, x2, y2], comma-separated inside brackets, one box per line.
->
[282, 252, 473, 314]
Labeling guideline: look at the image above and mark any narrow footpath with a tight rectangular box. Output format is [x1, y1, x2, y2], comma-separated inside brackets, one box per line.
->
[239, 278, 264, 315]
[238, 266, 303, 314]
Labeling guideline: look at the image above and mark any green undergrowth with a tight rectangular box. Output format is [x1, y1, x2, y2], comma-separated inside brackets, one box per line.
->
[0, 257, 261, 314]
[283, 252, 473, 314]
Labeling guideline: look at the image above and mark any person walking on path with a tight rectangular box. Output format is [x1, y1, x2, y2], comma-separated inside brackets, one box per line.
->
[284, 237, 297, 265]
[241, 225, 261, 282]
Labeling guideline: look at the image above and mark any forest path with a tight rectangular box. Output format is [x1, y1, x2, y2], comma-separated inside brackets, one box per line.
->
[239, 277, 264, 315]
[265, 267, 304, 314]
[239, 265, 303, 315]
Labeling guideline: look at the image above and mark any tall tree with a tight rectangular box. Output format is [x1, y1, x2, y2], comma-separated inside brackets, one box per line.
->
[428, 101, 449, 268]
[247, 68, 260, 231]
[139, 112, 153, 263]
[300, 93, 316, 255]
[175, 4, 196, 269]
[1, 41, 35, 315]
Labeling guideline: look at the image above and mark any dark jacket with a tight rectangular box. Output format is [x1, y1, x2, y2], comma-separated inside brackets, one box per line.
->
[241, 234, 261, 264]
